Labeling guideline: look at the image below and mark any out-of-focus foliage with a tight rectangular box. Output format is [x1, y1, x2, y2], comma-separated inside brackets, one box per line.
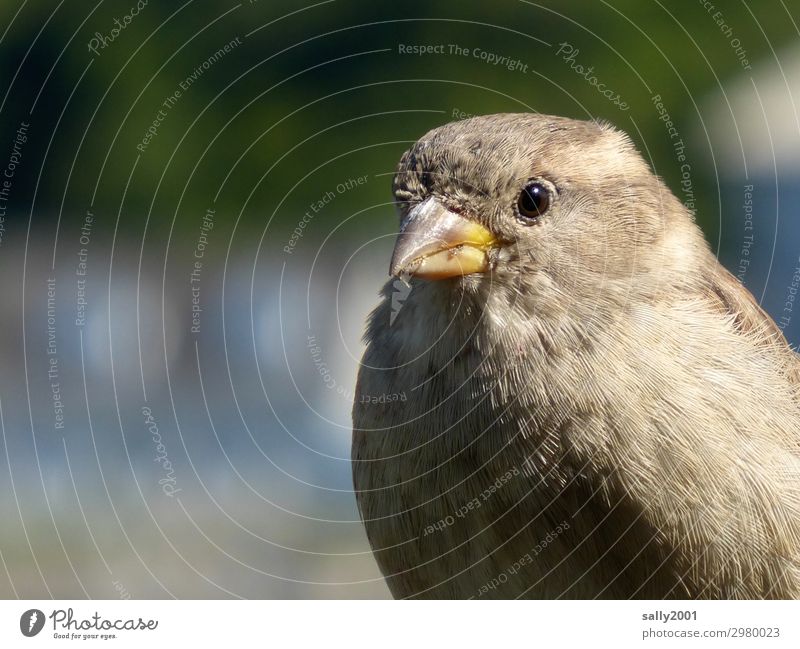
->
[0, 0, 796, 244]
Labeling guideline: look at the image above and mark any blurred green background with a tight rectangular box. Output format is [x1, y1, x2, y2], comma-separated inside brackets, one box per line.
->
[1, 0, 797, 241]
[0, 0, 798, 599]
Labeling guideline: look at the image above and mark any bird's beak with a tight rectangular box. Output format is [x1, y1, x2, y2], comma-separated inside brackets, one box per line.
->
[390, 198, 496, 279]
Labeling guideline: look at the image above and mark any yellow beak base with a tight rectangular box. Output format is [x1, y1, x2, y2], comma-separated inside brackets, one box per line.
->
[390, 199, 496, 280]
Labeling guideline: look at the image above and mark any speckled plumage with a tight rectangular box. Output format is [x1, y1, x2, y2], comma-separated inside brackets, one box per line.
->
[352, 113, 800, 599]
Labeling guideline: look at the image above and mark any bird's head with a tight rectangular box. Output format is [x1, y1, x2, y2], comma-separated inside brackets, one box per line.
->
[389, 113, 698, 306]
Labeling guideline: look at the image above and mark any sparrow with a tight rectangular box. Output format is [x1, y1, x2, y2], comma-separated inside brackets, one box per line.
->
[352, 113, 800, 599]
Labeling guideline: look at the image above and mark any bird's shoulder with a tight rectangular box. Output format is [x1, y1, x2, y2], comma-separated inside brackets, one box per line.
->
[702, 263, 800, 385]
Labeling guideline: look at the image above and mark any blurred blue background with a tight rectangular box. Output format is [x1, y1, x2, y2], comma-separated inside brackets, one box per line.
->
[0, 0, 798, 598]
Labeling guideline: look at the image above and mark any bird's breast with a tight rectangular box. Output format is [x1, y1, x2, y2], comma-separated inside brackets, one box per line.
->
[352, 312, 598, 597]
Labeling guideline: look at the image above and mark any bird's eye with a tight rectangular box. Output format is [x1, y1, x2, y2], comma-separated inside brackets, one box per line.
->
[517, 182, 550, 221]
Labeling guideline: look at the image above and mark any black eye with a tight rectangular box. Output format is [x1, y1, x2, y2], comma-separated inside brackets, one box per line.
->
[517, 182, 550, 221]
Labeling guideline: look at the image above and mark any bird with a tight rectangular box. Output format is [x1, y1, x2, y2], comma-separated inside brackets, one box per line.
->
[351, 113, 800, 599]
